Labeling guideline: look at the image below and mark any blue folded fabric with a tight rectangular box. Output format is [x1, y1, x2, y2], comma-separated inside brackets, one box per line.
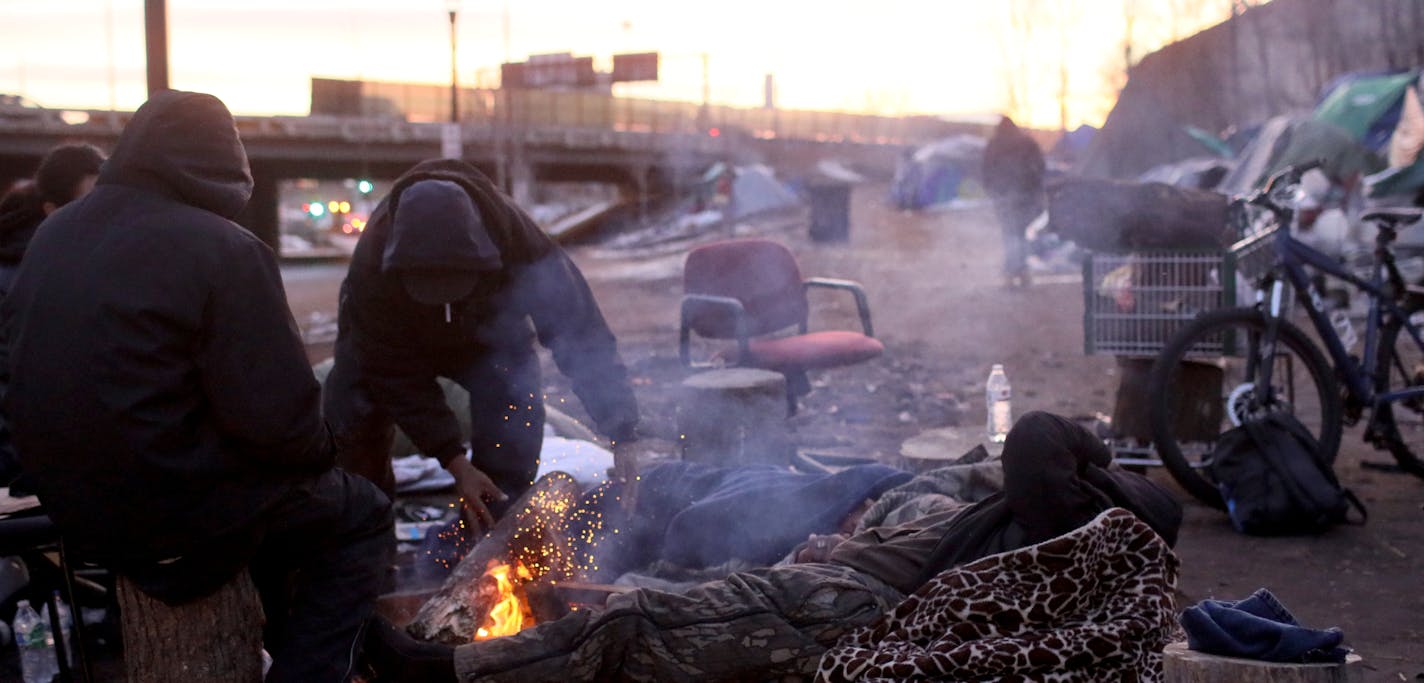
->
[1180, 588, 1349, 663]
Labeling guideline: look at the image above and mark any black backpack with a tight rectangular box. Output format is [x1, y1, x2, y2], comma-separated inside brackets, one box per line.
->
[1209, 410, 1366, 535]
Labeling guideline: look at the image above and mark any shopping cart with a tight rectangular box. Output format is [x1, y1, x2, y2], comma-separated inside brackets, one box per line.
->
[1081, 239, 1276, 466]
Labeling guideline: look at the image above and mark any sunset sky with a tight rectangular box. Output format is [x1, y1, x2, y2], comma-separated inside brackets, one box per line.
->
[0, 1, 1233, 130]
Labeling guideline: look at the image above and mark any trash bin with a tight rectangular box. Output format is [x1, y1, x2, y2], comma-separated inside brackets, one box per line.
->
[806, 181, 851, 243]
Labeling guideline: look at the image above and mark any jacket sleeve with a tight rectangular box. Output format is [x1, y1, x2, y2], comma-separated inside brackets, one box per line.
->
[517, 250, 639, 442]
[196, 235, 333, 473]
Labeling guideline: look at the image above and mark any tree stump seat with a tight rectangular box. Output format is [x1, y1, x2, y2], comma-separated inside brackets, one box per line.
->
[1162, 642, 1363, 682]
[115, 567, 265, 683]
[676, 368, 792, 468]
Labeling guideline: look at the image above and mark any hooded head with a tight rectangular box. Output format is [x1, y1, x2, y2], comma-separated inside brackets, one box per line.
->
[382, 179, 503, 305]
[97, 90, 253, 219]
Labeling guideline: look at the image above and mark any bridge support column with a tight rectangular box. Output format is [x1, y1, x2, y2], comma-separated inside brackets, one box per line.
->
[238, 172, 281, 254]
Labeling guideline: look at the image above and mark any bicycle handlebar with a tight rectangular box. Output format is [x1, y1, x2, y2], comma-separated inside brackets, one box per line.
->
[1244, 159, 1326, 212]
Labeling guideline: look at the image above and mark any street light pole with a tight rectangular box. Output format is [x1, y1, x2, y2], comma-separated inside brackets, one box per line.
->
[144, 0, 169, 95]
[447, 2, 459, 123]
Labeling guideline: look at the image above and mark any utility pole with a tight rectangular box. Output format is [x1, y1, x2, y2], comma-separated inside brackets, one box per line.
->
[699, 52, 710, 131]
[144, 0, 169, 95]
[447, 2, 459, 123]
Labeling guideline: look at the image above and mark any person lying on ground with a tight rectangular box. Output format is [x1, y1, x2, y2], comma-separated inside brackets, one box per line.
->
[416, 459, 915, 582]
[586, 454, 1006, 593]
[361, 410, 1183, 683]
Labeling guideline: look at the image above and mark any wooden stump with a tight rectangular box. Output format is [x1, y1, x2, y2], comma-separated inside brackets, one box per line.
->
[116, 567, 265, 683]
[1113, 358, 1223, 443]
[899, 427, 996, 472]
[1163, 642, 1363, 682]
[406, 472, 583, 645]
[677, 368, 792, 468]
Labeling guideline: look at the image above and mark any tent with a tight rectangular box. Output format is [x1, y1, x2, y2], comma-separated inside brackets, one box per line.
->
[1050, 125, 1097, 166]
[1314, 69, 1421, 153]
[890, 135, 987, 210]
[1216, 114, 1383, 196]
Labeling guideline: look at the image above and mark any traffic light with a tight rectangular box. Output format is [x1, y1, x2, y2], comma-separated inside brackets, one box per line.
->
[306, 202, 325, 218]
[357, 179, 374, 195]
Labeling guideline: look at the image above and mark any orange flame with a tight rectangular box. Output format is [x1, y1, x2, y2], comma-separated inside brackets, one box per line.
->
[473, 560, 535, 640]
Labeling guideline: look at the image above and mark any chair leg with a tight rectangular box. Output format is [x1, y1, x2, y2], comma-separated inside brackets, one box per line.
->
[58, 541, 93, 683]
[783, 370, 811, 417]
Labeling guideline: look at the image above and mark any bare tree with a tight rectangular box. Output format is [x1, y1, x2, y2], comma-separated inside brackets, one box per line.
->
[1166, 0, 1218, 41]
[1056, 0, 1085, 132]
[1121, 0, 1137, 82]
[995, 0, 1045, 122]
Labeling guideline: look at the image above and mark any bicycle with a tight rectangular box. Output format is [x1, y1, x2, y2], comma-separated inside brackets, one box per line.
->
[1147, 161, 1424, 507]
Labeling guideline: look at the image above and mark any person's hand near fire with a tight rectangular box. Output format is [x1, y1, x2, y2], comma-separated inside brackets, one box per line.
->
[446, 454, 508, 534]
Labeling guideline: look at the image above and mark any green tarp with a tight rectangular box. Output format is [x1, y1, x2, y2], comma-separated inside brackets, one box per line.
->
[1315, 70, 1418, 140]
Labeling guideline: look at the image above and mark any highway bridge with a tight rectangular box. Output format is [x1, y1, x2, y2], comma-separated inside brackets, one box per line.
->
[0, 105, 943, 249]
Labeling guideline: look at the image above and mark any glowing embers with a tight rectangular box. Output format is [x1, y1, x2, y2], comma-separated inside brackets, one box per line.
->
[473, 559, 536, 640]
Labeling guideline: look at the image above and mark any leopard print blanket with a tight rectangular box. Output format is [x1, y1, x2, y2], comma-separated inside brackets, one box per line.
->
[816, 508, 1179, 682]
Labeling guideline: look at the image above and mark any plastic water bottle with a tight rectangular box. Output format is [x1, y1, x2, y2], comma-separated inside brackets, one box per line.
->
[986, 364, 1013, 443]
[51, 591, 73, 668]
[1330, 309, 1357, 351]
[13, 599, 58, 683]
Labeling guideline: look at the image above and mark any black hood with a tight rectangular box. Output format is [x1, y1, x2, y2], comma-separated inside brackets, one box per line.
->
[97, 90, 253, 219]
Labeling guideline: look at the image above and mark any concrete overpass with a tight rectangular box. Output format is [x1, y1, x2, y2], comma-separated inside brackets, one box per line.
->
[0, 107, 910, 248]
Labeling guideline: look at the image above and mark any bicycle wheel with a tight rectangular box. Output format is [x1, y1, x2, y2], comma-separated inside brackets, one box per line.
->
[1148, 307, 1343, 507]
[1374, 299, 1424, 476]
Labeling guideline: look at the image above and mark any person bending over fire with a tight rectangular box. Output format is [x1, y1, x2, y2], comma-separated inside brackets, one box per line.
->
[323, 159, 642, 534]
[361, 411, 1182, 682]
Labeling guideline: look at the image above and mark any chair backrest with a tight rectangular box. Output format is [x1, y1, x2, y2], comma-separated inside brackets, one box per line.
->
[684, 238, 808, 338]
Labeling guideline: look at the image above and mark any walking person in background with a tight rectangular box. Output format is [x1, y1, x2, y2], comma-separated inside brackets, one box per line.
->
[982, 115, 1046, 288]
[323, 158, 642, 536]
[0, 90, 392, 682]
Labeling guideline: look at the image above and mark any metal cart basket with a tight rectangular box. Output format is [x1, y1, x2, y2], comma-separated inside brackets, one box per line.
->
[1082, 226, 1280, 358]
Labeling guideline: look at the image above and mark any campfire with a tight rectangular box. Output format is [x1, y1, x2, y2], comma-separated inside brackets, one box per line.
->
[404, 473, 628, 645]
[473, 559, 536, 640]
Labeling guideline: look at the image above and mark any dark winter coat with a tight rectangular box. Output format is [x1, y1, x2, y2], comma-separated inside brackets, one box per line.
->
[0, 182, 44, 293]
[0, 182, 44, 485]
[0, 90, 332, 564]
[981, 118, 1046, 198]
[334, 159, 638, 465]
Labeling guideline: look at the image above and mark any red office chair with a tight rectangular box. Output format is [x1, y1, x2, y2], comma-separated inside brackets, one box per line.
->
[679, 238, 884, 412]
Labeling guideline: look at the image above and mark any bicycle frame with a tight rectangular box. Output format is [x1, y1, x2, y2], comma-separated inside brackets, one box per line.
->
[1258, 225, 1424, 414]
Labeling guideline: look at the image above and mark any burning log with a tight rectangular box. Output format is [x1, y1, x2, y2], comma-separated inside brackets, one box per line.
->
[406, 472, 583, 645]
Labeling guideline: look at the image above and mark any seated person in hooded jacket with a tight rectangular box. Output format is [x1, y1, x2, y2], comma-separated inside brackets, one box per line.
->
[324, 159, 641, 532]
[0, 90, 392, 683]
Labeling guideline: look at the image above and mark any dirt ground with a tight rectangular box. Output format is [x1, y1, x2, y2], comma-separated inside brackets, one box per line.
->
[291, 183, 1424, 680]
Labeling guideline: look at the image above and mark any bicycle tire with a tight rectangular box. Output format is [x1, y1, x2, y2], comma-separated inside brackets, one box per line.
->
[1148, 307, 1343, 507]
[1374, 298, 1424, 476]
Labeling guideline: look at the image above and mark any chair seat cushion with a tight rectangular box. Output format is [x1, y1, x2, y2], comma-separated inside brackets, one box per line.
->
[747, 331, 884, 371]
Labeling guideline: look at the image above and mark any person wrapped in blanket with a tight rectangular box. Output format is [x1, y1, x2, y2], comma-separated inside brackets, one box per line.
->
[362, 411, 1182, 683]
